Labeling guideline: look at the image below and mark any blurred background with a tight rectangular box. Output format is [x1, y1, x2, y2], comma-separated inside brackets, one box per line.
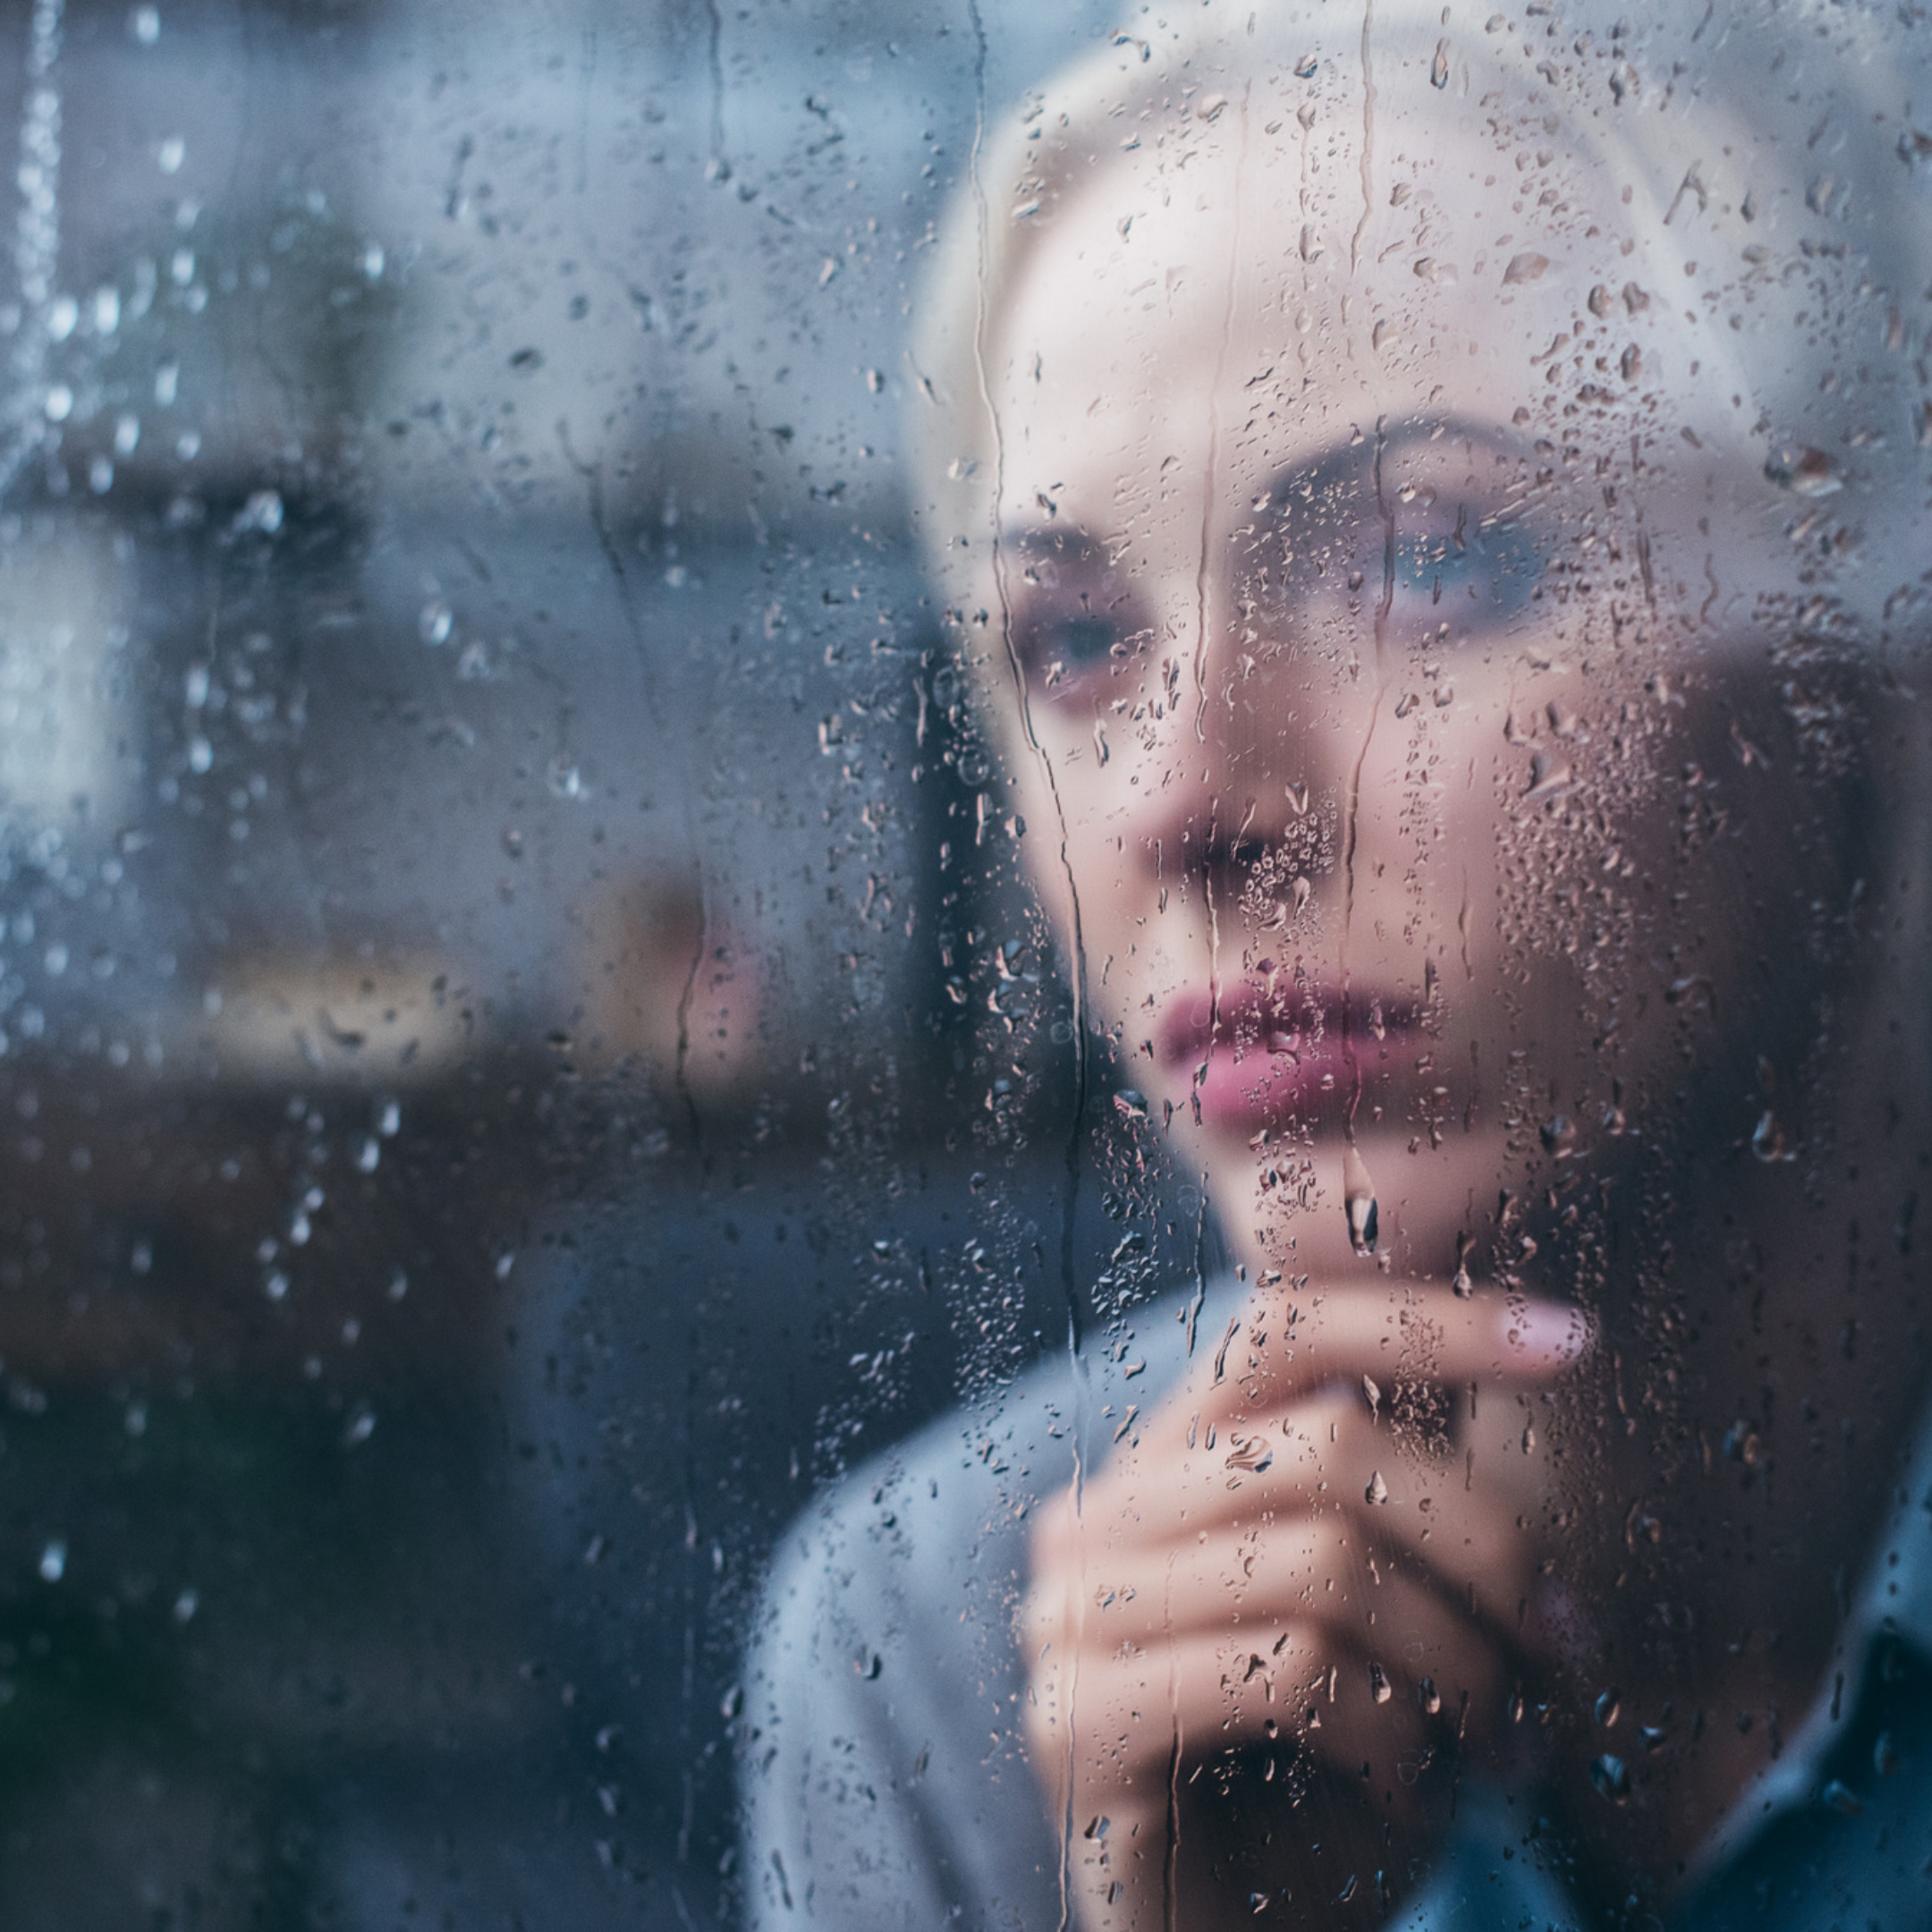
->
[0, 1, 1224, 1925]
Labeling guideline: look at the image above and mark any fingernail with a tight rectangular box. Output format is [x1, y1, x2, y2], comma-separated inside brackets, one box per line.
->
[1504, 1298, 1589, 1363]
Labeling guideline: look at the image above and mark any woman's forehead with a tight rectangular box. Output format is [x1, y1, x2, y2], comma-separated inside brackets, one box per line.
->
[994, 122, 1679, 524]
[932, 4, 1932, 638]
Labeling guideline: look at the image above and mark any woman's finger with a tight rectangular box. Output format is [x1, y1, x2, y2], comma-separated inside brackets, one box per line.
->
[1052, 1284, 1586, 1544]
[1026, 1513, 1519, 1717]
[1053, 1395, 1545, 1633]
[1028, 1577, 1510, 1789]
[1202, 1284, 1589, 1419]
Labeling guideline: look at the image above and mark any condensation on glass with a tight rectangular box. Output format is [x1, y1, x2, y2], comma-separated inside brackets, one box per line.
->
[0, 2, 1927, 1929]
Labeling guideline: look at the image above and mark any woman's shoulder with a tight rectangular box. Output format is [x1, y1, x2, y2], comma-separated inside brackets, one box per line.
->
[754, 1275, 1220, 1628]
[752, 1339, 1085, 1643]
[734, 1277, 1231, 1931]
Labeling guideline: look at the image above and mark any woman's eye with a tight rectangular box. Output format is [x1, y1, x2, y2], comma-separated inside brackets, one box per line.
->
[1013, 597, 1123, 688]
[1396, 520, 1542, 617]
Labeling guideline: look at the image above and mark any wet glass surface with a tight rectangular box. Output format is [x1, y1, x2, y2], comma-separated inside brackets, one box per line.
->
[3, 2, 1930, 1928]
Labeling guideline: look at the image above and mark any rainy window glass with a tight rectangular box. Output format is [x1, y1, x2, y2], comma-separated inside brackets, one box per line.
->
[10, 1, 1932, 1928]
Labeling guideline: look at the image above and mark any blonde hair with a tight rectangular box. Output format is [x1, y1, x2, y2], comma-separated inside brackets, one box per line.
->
[909, 0, 1932, 631]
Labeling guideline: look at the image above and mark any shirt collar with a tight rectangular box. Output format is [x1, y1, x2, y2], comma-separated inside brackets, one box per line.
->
[1685, 1395, 1932, 1882]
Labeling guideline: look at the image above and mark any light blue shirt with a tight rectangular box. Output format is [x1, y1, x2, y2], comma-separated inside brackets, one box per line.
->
[741, 1277, 1932, 1929]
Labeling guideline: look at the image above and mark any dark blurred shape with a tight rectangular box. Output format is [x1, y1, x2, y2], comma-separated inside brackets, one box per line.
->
[0, 0, 1136, 1923]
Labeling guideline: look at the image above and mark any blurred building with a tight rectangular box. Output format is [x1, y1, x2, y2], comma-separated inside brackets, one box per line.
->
[0, 3, 1189, 1927]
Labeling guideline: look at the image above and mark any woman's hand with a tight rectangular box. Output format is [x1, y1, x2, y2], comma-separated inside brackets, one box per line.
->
[1021, 1284, 1588, 1929]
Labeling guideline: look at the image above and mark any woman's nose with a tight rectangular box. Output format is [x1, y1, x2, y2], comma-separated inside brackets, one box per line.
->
[1106, 631, 1409, 956]
[1183, 647, 1378, 816]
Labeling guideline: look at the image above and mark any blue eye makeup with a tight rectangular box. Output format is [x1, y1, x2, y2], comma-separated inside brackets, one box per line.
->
[1248, 424, 1553, 638]
[1005, 536, 1143, 693]
[1394, 516, 1543, 618]
[1026, 606, 1122, 676]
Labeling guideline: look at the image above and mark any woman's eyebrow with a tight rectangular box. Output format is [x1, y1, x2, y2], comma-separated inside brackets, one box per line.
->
[1258, 415, 1529, 512]
[999, 525, 1114, 568]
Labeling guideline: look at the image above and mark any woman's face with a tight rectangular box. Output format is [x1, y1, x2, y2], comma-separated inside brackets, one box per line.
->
[969, 109, 1877, 1292]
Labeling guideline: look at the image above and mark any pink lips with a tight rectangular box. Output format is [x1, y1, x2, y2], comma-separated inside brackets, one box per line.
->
[1159, 979, 1423, 1130]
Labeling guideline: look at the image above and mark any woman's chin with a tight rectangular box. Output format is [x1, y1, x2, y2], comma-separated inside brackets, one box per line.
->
[1175, 1108, 1536, 1290]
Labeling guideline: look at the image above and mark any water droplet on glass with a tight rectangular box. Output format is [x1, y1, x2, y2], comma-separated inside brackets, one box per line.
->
[158, 135, 184, 175]
[114, 413, 140, 456]
[1368, 1660, 1392, 1703]
[1764, 445, 1843, 496]
[1819, 1777, 1862, 1816]
[1525, 750, 1574, 802]
[1361, 1374, 1381, 1419]
[1875, 1731, 1900, 1776]
[547, 757, 583, 800]
[155, 360, 178, 406]
[1294, 52, 1318, 78]
[1430, 38, 1450, 87]
[188, 736, 212, 774]
[419, 599, 453, 645]
[1419, 1675, 1441, 1715]
[47, 294, 76, 342]
[1502, 251, 1549, 285]
[38, 1540, 65, 1582]
[43, 383, 71, 422]
[239, 489, 283, 534]
[1343, 1143, 1378, 1256]
[1595, 1688, 1621, 1728]
[1590, 1754, 1630, 1801]
[1751, 1110, 1791, 1162]
[1365, 1469, 1389, 1505]
[131, 5, 160, 45]
[1114, 1089, 1148, 1122]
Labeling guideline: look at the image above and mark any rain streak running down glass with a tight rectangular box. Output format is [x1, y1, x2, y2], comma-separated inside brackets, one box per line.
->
[0, 4, 1928, 1932]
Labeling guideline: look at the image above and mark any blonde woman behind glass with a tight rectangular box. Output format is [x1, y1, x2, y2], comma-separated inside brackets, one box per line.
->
[744, 5, 1932, 1927]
